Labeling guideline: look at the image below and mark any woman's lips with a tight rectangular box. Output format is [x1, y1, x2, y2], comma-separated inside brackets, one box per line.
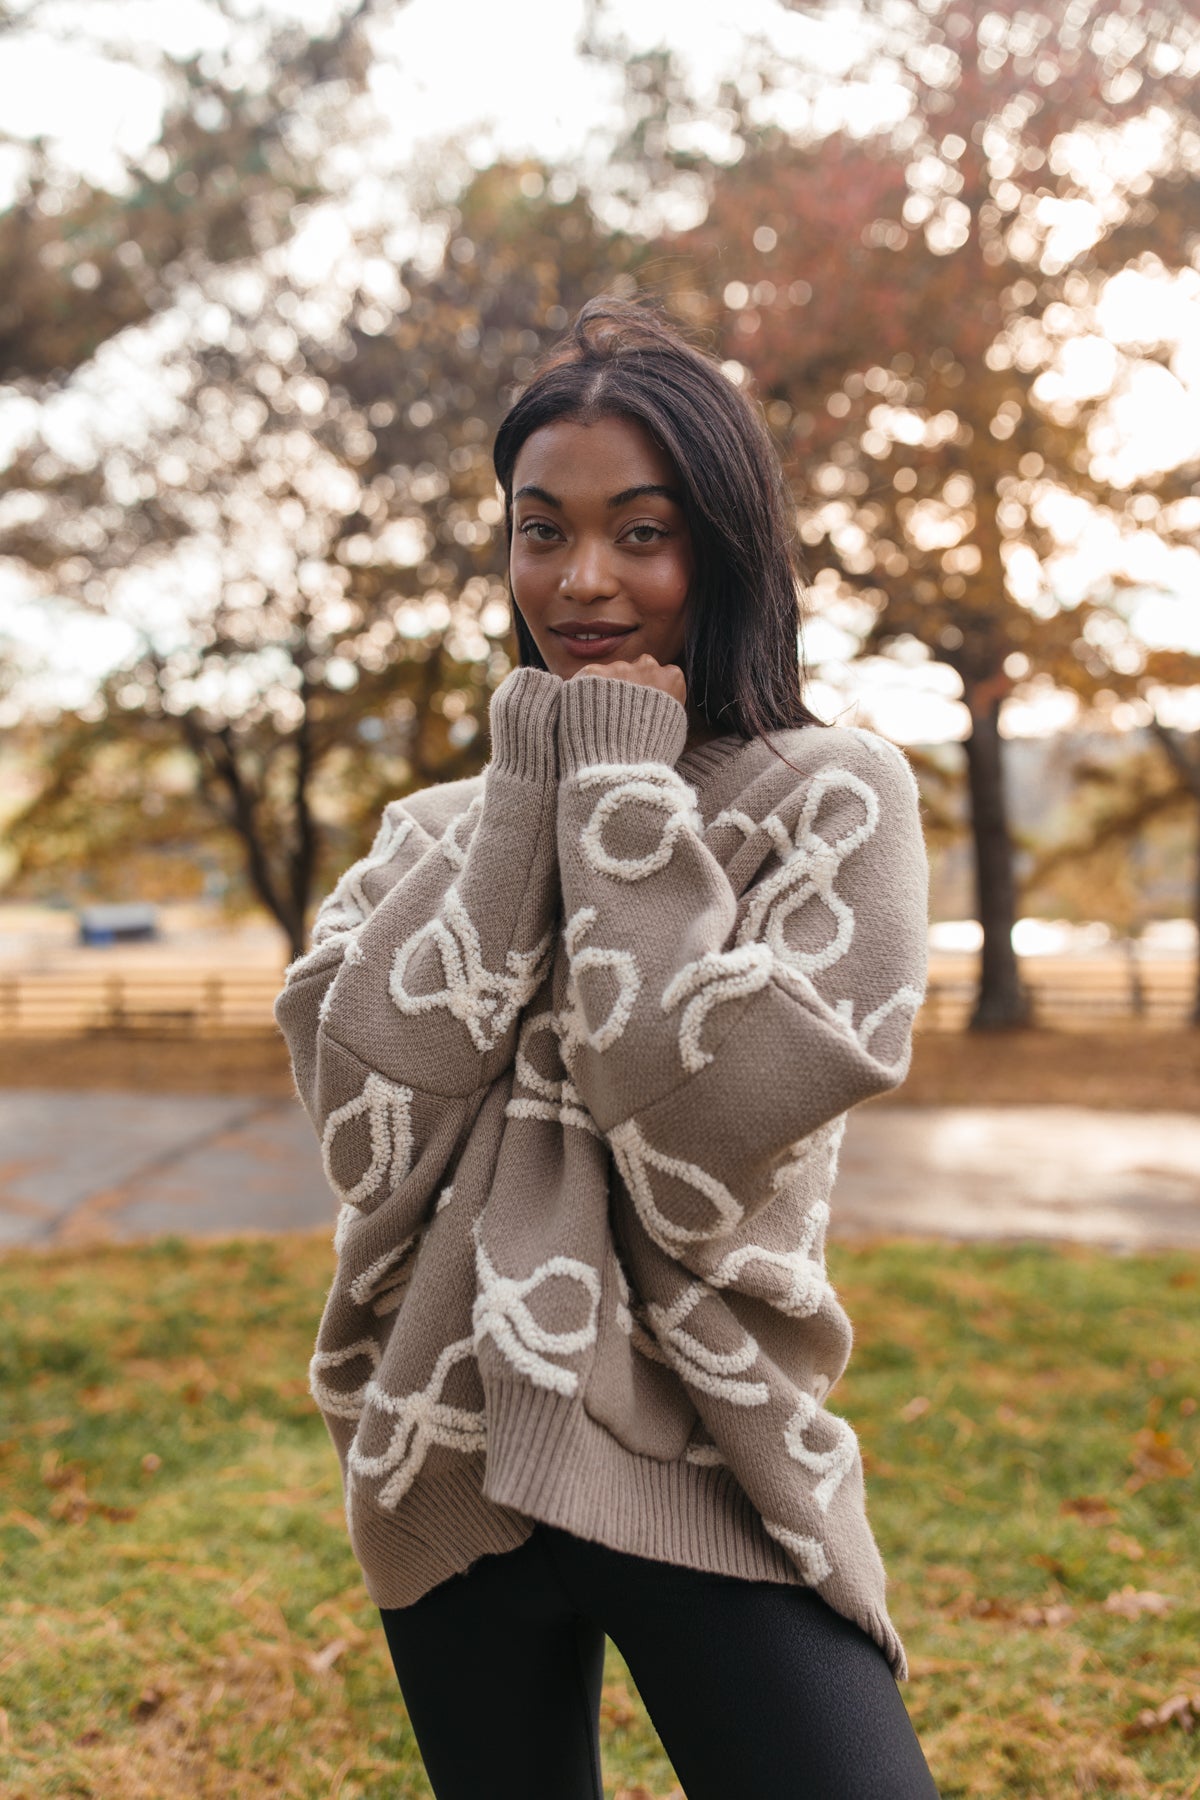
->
[550, 626, 638, 659]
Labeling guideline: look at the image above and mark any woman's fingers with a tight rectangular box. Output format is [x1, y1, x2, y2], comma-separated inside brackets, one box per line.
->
[575, 655, 687, 707]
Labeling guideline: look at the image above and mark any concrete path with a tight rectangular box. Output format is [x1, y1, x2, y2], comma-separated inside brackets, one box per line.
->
[1, 1091, 1198, 1253]
[838, 1106, 1200, 1250]
[0, 1092, 334, 1249]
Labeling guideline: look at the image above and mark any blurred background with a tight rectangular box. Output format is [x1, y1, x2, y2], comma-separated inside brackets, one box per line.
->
[0, 0, 1197, 1046]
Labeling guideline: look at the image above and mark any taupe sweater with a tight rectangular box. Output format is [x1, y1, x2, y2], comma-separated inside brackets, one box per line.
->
[275, 667, 928, 1677]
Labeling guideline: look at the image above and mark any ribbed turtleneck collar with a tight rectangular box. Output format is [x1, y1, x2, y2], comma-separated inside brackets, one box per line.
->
[675, 733, 754, 787]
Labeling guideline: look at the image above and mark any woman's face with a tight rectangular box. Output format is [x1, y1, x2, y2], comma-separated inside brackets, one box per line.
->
[508, 413, 694, 679]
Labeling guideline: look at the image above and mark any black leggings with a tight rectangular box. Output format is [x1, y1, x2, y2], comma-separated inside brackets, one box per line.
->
[380, 1524, 939, 1799]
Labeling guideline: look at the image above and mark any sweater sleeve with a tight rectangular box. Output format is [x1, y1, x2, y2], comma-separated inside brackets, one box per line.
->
[554, 675, 928, 1256]
[274, 665, 562, 1222]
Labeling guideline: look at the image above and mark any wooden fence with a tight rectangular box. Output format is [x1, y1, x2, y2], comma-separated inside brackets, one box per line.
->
[0, 970, 285, 1037]
[921, 959, 1195, 1031]
[0, 960, 1193, 1036]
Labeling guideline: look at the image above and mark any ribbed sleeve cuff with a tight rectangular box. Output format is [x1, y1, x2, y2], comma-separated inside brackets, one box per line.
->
[558, 673, 688, 775]
[487, 666, 562, 781]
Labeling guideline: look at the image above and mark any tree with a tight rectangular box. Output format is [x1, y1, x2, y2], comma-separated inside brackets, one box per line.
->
[0, 3, 409, 945]
[646, 0, 1200, 1026]
[3, 122, 634, 951]
[0, 1, 379, 387]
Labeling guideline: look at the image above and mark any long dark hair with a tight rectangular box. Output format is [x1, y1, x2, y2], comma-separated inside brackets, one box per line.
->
[492, 296, 821, 739]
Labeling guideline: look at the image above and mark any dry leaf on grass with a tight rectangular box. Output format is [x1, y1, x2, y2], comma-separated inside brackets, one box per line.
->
[40, 1450, 135, 1524]
[305, 1638, 350, 1676]
[1060, 1494, 1117, 1525]
[29, 1415, 72, 1438]
[129, 1687, 166, 1721]
[600, 1682, 638, 1729]
[1105, 1532, 1144, 1560]
[1103, 1587, 1176, 1619]
[962, 1597, 1075, 1627]
[1019, 1602, 1075, 1627]
[1126, 1428, 1193, 1493]
[900, 1395, 930, 1421]
[1124, 1692, 1199, 1737]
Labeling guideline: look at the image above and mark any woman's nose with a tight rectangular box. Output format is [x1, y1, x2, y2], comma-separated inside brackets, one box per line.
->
[560, 535, 619, 601]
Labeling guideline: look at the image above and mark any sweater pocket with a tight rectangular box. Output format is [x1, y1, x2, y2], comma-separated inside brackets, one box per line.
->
[582, 1241, 697, 1461]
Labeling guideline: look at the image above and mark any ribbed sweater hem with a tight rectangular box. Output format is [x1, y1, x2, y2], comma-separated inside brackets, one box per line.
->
[351, 1460, 535, 1611]
[479, 1375, 805, 1585]
[346, 1403, 907, 1677]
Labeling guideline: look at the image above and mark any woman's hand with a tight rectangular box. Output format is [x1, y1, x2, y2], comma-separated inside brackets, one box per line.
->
[573, 653, 686, 709]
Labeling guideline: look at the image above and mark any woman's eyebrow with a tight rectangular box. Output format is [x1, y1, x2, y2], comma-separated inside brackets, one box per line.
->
[513, 482, 682, 508]
[607, 484, 681, 508]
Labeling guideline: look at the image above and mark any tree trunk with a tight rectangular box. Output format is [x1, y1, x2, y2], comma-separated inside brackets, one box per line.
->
[1122, 931, 1146, 1020]
[178, 710, 308, 962]
[962, 680, 1029, 1030]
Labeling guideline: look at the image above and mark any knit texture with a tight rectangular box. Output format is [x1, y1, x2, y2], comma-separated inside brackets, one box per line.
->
[275, 665, 929, 1677]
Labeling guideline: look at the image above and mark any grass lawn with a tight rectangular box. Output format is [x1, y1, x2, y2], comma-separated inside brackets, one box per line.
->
[1, 1234, 1197, 1799]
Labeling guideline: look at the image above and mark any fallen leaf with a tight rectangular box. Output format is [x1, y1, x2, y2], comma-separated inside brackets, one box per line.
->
[1105, 1532, 1145, 1561]
[130, 1687, 165, 1721]
[141, 1453, 162, 1475]
[29, 1416, 72, 1438]
[1103, 1587, 1176, 1619]
[1060, 1495, 1117, 1525]
[48, 1488, 91, 1525]
[600, 1682, 637, 1730]
[966, 1597, 1016, 1620]
[959, 1596, 1073, 1626]
[1018, 1602, 1075, 1628]
[305, 1637, 349, 1676]
[1126, 1428, 1193, 1493]
[900, 1395, 930, 1422]
[1124, 1692, 1198, 1737]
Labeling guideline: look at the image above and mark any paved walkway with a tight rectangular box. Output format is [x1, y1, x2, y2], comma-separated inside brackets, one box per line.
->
[1, 1091, 1198, 1253]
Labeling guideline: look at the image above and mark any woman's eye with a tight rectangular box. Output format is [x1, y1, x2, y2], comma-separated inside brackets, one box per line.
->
[624, 523, 667, 545]
[518, 520, 559, 543]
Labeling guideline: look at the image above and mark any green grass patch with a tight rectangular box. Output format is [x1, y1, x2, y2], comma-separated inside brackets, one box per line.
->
[1, 1234, 1196, 1798]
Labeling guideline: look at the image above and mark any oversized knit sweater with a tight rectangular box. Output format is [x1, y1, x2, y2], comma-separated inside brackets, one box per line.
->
[275, 666, 928, 1677]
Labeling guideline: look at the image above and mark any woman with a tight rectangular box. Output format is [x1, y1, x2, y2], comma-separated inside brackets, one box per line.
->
[275, 298, 938, 1799]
